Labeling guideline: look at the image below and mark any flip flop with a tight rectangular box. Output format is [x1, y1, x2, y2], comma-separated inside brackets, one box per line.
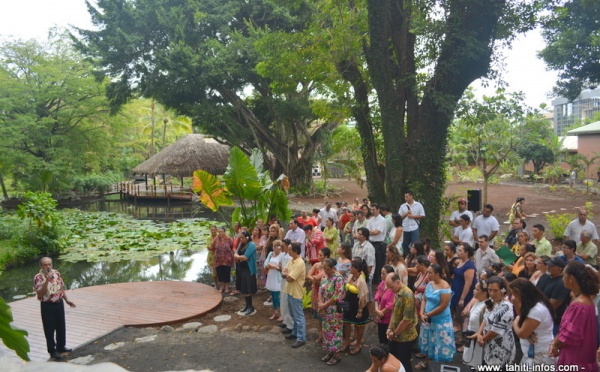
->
[349, 346, 362, 355]
[321, 352, 334, 362]
[327, 355, 341, 366]
[415, 361, 427, 370]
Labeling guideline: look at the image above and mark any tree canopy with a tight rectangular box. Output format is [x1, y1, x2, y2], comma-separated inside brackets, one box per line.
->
[74, 0, 343, 188]
[540, 0, 600, 100]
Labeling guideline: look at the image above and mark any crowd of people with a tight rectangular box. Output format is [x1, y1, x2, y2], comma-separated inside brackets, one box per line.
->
[202, 195, 600, 371]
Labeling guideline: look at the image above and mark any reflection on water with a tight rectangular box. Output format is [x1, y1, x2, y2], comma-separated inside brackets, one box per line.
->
[0, 200, 224, 302]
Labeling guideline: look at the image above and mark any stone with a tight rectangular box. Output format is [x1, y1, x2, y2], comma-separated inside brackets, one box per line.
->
[197, 325, 218, 334]
[213, 315, 231, 322]
[234, 323, 243, 332]
[307, 328, 319, 335]
[160, 325, 175, 332]
[259, 326, 271, 332]
[242, 325, 251, 331]
[182, 322, 203, 330]
[270, 326, 281, 334]
[220, 327, 233, 333]
[104, 342, 126, 351]
[12, 295, 27, 300]
[223, 296, 239, 303]
[70, 355, 96, 365]
[134, 335, 157, 343]
[251, 325, 260, 332]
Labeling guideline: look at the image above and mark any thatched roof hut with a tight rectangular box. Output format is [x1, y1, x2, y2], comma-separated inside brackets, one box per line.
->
[133, 134, 230, 177]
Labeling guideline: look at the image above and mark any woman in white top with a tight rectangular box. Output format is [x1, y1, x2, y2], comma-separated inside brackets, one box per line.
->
[509, 278, 555, 366]
[265, 239, 283, 320]
[462, 281, 489, 367]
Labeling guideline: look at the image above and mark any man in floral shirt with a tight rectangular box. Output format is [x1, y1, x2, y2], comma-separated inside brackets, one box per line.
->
[34, 257, 76, 360]
[386, 272, 418, 372]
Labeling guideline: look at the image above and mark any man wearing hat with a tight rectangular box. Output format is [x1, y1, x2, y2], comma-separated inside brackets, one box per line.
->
[449, 198, 473, 237]
[536, 257, 571, 335]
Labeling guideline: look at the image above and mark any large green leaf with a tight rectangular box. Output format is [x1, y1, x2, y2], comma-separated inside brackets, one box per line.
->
[192, 170, 233, 211]
[0, 297, 30, 361]
[249, 148, 264, 174]
[224, 147, 262, 200]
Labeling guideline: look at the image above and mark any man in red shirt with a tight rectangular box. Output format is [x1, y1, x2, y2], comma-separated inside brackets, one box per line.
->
[299, 210, 317, 228]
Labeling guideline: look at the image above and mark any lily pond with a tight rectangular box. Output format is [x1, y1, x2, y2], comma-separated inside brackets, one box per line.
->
[0, 201, 226, 302]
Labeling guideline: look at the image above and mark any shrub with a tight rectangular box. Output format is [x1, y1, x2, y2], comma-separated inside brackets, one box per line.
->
[545, 213, 576, 241]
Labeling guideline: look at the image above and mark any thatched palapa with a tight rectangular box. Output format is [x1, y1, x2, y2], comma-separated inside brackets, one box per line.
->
[133, 134, 230, 177]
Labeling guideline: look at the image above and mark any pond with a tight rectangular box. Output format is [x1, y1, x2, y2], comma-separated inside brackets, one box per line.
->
[0, 200, 226, 302]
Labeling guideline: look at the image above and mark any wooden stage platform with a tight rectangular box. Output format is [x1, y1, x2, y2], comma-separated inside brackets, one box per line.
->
[2, 281, 222, 363]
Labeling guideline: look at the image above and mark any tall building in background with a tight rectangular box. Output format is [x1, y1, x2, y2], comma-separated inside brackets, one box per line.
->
[552, 87, 600, 135]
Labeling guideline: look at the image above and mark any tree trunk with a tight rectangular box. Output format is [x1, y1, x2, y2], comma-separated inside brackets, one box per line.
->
[336, 59, 386, 201]
[0, 172, 8, 199]
[363, 0, 507, 242]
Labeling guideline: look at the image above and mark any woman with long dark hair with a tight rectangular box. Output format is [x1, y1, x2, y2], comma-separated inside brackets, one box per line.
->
[341, 257, 371, 355]
[317, 258, 345, 366]
[549, 261, 600, 371]
[509, 278, 554, 366]
[387, 214, 404, 255]
[406, 241, 425, 289]
[233, 231, 258, 316]
[374, 265, 396, 345]
[211, 227, 234, 294]
[416, 263, 455, 369]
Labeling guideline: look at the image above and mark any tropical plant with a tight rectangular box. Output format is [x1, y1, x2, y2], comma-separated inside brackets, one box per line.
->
[546, 212, 576, 241]
[16, 192, 63, 256]
[192, 147, 291, 229]
[0, 297, 29, 361]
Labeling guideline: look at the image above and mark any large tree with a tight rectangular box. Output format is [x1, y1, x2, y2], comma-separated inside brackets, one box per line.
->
[74, 0, 340, 189]
[361, 0, 539, 238]
[540, 0, 600, 100]
[0, 35, 114, 192]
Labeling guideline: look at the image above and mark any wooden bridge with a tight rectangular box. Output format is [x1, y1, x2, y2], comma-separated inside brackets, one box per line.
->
[109, 182, 195, 204]
[1, 281, 222, 363]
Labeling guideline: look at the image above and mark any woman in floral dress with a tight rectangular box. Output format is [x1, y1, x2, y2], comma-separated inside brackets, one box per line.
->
[211, 227, 234, 294]
[317, 258, 345, 366]
[476, 276, 515, 367]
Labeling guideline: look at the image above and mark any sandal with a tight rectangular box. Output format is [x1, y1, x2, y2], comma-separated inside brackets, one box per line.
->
[269, 313, 277, 320]
[327, 355, 341, 366]
[457, 345, 464, 353]
[415, 361, 427, 370]
[349, 346, 362, 355]
[321, 352, 334, 362]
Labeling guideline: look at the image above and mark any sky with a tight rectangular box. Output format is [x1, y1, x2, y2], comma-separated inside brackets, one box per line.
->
[0, 0, 560, 110]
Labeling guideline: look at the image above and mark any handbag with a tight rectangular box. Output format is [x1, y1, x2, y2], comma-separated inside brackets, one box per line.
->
[263, 252, 273, 276]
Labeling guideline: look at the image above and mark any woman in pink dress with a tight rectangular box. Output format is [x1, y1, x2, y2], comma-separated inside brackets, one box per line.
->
[549, 261, 599, 372]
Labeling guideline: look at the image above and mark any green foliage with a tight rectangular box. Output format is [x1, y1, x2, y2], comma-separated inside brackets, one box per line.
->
[546, 212, 576, 241]
[540, 0, 600, 100]
[0, 297, 30, 361]
[72, 172, 123, 196]
[517, 142, 555, 174]
[192, 170, 234, 212]
[60, 211, 212, 262]
[16, 192, 62, 256]
[193, 146, 291, 229]
[450, 89, 542, 204]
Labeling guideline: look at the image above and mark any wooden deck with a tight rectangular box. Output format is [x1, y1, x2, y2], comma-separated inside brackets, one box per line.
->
[112, 182, 194, 203]
[2, 281, 222, 363]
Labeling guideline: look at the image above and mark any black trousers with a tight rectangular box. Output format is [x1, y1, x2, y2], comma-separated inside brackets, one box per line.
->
[372, 241, 386, 285]
[389, 338, 415, 372]
[377, 322, 389, 345]
[41, 301, 66, 354]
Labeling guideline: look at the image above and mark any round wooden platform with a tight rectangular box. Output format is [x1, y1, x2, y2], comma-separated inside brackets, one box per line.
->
[2, 281, 222, 362]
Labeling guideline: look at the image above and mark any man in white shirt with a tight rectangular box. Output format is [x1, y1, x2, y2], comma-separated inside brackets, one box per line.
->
[564, 208, 599, 244]
[471, 204, 499, 248]
[352, 227, 375, 283]
[318, 202, 338, 230]
[284, 219, 306, 258]
[367, 203, 388, 285]
[398, 191, 425, 254]
[449, 198, 473, 236]
[452, 214, 474, 247]
[473, 235, 500, 274]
